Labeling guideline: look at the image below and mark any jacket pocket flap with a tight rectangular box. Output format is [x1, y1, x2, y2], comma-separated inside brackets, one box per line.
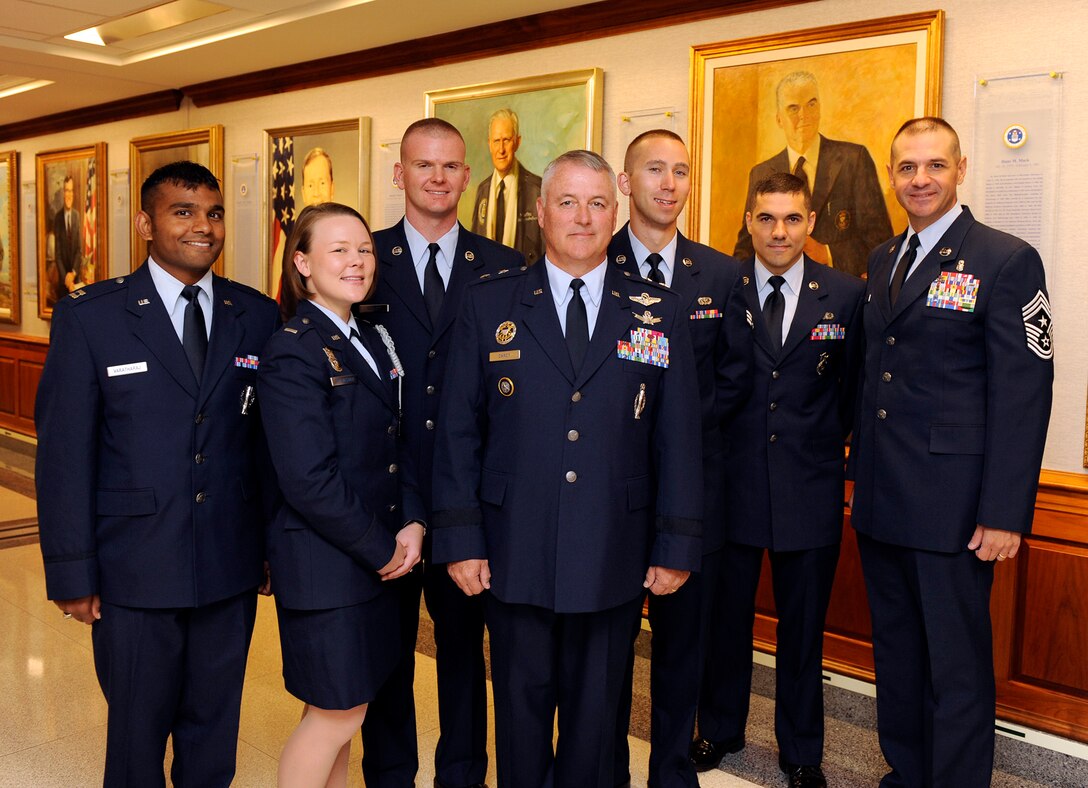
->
[627, 475, 651, 511]
[480, 469, 507, 506]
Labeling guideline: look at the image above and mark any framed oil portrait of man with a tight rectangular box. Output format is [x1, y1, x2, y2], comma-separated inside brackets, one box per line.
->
[0, 150, 19, 325]
[129, 126, 224, 273]
[690, 12, 944, 279]
[426, 68, 604, 267]
[264, 118, 370, 297]
[36, 143, 108, 319]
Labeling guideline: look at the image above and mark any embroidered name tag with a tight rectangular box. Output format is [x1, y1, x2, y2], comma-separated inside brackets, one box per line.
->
[810, 324, 845, 340]
[690, 309, 722, 320]
[617, 328, 670, 368]
[234, 354, 259, 369]
[107, 362, 148, 377]
[927, 271, 979, 312]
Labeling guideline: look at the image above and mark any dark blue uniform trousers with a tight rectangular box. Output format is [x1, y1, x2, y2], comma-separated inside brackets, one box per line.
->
[91, 591, 257, 788]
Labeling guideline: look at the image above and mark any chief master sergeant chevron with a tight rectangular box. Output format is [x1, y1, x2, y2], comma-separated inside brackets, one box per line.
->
[431, 149, 703, 788]
[847, 117, 1053, 788]
[35, 161, 280, 788]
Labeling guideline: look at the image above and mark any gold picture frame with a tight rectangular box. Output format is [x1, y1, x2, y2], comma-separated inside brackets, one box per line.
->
[0, 150, 19, 325]
[129, 125, 224, 273]
[264, 118, 371, 296]
[689, 11, 944, 274]
[36, 142, 108, 319]
[426, 68, 604, 265]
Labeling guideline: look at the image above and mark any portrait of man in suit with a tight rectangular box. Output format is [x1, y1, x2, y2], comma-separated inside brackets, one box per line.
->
[471, 108, 543, 266]
[51, 174, 82, 303]
[732, 71, 892, 278]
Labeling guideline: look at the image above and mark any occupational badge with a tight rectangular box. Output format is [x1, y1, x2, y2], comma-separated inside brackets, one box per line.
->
[630, 292, 662, 307]
[322, 347, 342, 373]
[698, 297, 713, 306]
[633, 310, 663, 326]
[956, 260, 965, 272]
[816, 352, 830, 376]
[633, 383, 647, 420]
[495, 321, 517, 345]
[497, 377, 515, 397]
[1021, 290, 1054, 360]
[823, 312, 835, 320]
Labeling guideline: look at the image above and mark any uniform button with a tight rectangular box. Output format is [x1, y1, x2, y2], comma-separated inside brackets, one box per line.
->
[195, 413, 204, 424]
[877, 409, 887, 420]
[886, 336, 896, 346]
[567, 430, 579, 441]
[565, 471, 578, 483]
[882, 372, 892, 383]
[771, 370, 780, 379]
[769, 434, 778, 443]
[194, 453, 205, 464]
[769, 402, 777, 412]
[428, 350, 437, 359]
[387, 504, 398, 513]
[571, 391, 582, 402]
[426, 385, 436, 395]
[195, 492, 206, 503]
[388, 463, 398, 474]
[425, 420, 435, 430]
[387, 425, 396, 435]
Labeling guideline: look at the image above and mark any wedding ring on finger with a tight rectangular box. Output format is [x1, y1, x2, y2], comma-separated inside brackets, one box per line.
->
[997, 554, 1008, 561]
[62, 612, 73, 619]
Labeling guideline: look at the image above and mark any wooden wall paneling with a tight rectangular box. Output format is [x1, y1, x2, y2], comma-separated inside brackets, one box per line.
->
[0, 357, 14, 417]
[0, 335, 48, 437]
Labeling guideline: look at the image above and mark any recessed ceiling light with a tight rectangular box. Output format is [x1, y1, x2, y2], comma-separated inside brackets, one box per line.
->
[65, 0, 230, 47]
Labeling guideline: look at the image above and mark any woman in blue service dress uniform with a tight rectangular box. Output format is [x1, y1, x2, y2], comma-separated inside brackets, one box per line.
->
[258, 202, 426, 788]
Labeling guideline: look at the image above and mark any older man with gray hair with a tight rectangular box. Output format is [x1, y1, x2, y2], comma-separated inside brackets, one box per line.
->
[471, 107, 544, 265]
[433, 149, 703, 787]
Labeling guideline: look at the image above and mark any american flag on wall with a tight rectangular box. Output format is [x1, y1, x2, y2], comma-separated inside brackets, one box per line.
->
[270, 136, 295, 299]
[81, 158, 97, 283]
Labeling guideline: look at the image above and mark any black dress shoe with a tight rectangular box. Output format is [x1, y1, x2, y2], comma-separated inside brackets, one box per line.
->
[778, 759, 827, 788]
[689, 735, 745, 772]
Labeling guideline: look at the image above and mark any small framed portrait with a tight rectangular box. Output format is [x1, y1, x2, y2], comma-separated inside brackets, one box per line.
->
[129, 125, 224, 273]
[36, 143, 108, 319]
[264, 118, 371, 296]
[426, 68, 604, 267]
[0, 150, 19, 325]
[690, 12, 944, 279]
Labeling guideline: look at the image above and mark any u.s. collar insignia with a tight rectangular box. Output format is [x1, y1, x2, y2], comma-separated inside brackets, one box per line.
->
[630, 292, 662, 307]
[322, 347, 342, 373]
[633, 310, 663, 326]
[939, 247, 953, 257]
[533, 288, 544, 295]
[392, 246, 403, 256]
[495, 321, 517, 345]
[682, 257, 693, 267]
[330, 333, 341, 341]
[698, 296, 712, 306]
[823, 311, 835, 320]
[808, 281, 819, 291]
[615, 254, 627, 264]
[137, 298, 150, 306]
[611, 290, 621, 298]
[956, 260, 965, 272]
[742, 275, 751, 285]
[465, 251, 475, 262]
[223, 299, 233, 306]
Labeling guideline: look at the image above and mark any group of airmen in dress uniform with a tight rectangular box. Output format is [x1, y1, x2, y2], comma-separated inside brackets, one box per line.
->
[35, 110, 1052, 788]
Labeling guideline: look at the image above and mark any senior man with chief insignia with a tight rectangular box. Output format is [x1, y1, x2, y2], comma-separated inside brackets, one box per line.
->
[432, 149, 702, 788]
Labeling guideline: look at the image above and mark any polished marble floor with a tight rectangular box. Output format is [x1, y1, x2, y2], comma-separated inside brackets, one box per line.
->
[0, 542, 757, 787]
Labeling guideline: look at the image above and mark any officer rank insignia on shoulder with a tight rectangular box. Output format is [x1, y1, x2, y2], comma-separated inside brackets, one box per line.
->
[1022, 290, 1054, 360]
[322, 347, 343, 372]
[633, 310, 663, 326]
[617, 327, 669, 368]
[69, 289, 87, 299]
[630, 292, 661, 307]
[927, 271, 979, 313]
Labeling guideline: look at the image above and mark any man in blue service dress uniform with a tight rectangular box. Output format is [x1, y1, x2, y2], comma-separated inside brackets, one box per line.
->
[692, 172, 864, 788]
[35, 161, 280, 787]
[608, 130, 753, 788]
[848, 117, 1053, 788]
[432, 150, 703, 788]
[365, 118, 522, 788]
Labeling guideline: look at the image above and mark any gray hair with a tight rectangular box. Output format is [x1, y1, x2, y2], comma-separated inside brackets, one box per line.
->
[776, 71, 819, 109]
[488, 108, 520, 139]
[541, 150, 616, 199]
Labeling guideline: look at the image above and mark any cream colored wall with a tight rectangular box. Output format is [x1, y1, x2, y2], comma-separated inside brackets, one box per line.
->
[5, 0, 1085, 473]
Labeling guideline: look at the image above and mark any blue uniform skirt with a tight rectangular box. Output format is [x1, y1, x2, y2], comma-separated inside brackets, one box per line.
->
[276, 588, 399, 710]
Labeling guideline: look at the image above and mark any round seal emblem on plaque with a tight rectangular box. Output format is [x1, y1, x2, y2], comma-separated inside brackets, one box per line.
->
[1004, 124, 1027, 149]
[495, 321, 517, 345]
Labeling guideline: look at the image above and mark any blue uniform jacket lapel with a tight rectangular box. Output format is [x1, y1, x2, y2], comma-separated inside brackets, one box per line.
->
[870, 232, 904, 324]
[740, 259, 777, 359]
[889, 208, 977, 323]
[126, 263, 199, 399]
[780, 257, 830, 360]
[520, 261, 576, 384]
[672, 233, 703, 313]
[434, 224, 487, 341]
[300, 301, 396, 412]
[197, 276, 246, 409]
[378, 220, 432, 334]
[574, 263, 630, 387]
